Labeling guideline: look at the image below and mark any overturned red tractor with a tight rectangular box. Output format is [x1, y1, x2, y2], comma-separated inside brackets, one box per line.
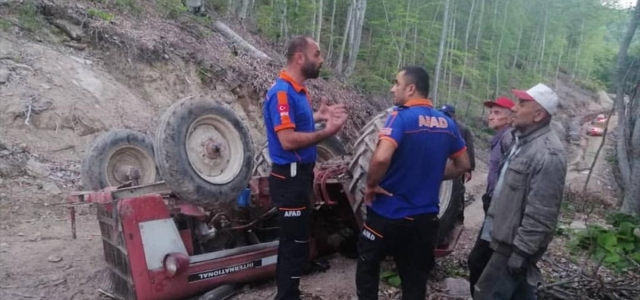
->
[69, 96, 465, 300]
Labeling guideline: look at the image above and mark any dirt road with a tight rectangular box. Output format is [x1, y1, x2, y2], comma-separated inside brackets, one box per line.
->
[566, 100, 617, 204]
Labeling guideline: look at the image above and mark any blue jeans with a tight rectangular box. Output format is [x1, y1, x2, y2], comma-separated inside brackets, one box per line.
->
[474, 251, 537, 300]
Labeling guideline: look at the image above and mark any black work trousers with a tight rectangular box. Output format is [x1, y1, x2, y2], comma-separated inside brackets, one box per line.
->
[467, 193, 494, 298]
[269, 163, 315, 300]
[356, 208, 439, 300]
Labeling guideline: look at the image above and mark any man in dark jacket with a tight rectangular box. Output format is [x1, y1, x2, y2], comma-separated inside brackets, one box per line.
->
[439, 104, 475, 223]
[474, 83, 567, 300]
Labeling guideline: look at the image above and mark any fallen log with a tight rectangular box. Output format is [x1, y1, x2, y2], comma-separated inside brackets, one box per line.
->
[211, 21, 271, 61]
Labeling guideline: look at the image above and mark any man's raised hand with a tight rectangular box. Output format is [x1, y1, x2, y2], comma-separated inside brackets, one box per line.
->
[317, 97, 347, 122]
[325, 109, 348, 135]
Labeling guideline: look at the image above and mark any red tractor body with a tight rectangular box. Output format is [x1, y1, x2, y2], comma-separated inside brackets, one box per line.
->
[69, 159, 463, 300]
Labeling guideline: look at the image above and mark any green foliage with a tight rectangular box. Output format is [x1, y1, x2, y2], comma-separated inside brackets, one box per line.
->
[114, 0, 141, 15]
[156, 0, 187, 19]
[204, 0, 630, 114]
[568, 213, 640, 273]
[88, 9, 114, 21]
[575, 78, 607, 92]
[606, 153, 619, 167]
[18, 0, 42, 31]
[0, 19, 10, 32]
[380, 270, 401, 287]
[89, 0, 141, 14]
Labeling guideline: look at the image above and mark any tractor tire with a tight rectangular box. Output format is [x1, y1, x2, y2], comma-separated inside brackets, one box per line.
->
[252, 124, 347, 177]
[199, 284, 235, 300]
[346, 107, 462, 245]
[81, 129, 158, 191]
[154, 96, 254, 207]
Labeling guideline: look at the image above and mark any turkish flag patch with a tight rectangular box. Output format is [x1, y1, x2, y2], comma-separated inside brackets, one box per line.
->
[278, 103, 289, 112]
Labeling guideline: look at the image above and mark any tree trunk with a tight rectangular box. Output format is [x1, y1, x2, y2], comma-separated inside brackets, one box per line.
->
[280, 0, 289, 44]
[617, 0, 640, 214]
[227, 0, 235, 16]
[510, 22, 523, 78]
[457, 0, 476, 98]
[336, 0, 354, 74]
[345, 0, 367, 77]
[538, 7, 549, 78]
[213, 21, 271, 60]
[381, 0, 402, 70]
[326, 0, 337, 63]
[399, 0, 412, 67]
[572, 19, 585, 79]
[446, 4, 456, 103]
[312, 0, 317, 40]
[473, 0, 484, 54]
[434, 0, 450, 105]
[554, 42, 564, 89]
[315, 0, 323, 45]
[238, 0, 250, 23]
[495, 0, 509, 97]
[411, 25, 418, 64]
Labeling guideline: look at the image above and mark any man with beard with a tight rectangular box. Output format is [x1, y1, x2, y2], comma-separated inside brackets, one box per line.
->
[263, 35, 348, 300]
[474, 83, 567, 300]
[467, 96, 514, 298]
[356, 65, 471, 300]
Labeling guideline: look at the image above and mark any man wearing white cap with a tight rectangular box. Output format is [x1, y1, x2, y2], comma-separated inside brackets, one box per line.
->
[473, 83, 567, 300]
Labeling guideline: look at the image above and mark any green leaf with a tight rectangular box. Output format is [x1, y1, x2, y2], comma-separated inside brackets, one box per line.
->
[380, 270, 397, 280]
[631, 252, 640, 263]
[597, 232, 618, 250]
[620, 241, 635, 252]
[387, 275, 402, 288]
[604, 252, 621, 264]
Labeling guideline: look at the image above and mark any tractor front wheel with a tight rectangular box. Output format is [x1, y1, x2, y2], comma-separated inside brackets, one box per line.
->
[154, 96, 254, 207]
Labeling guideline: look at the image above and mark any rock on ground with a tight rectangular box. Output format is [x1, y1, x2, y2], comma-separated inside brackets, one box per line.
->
[0, 67, 9, 84]
[42, 182, 62, 195]
[444, 277, 471, 298]
[26, 159, 50, 178]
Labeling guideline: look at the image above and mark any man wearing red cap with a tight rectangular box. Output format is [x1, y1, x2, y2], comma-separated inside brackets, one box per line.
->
[474, 83, 567, 300]
[466, 96, 515, 297]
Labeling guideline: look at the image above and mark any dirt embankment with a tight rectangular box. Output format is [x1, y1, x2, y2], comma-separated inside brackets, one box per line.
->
[0, 0, 379, 166]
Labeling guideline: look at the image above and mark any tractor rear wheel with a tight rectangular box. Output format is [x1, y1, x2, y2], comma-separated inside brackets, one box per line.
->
[252, 124, 347, 177]
[81, 129, 158, 191]
[346, 107, 463, 245]
[154, 96, 254, 207]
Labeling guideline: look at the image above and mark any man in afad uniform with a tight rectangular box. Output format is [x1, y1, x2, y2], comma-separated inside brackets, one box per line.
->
[263, 35, 348, 300]
[467, 96, 514, 298]
[474, 83, 567, 300]
[355, 65, 471, 300]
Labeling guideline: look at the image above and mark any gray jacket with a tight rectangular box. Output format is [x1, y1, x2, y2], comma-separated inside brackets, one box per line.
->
[487, 123, 567, 260]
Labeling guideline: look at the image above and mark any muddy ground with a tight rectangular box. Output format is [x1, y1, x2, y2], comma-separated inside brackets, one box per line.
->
[0, 1, 622, 299]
